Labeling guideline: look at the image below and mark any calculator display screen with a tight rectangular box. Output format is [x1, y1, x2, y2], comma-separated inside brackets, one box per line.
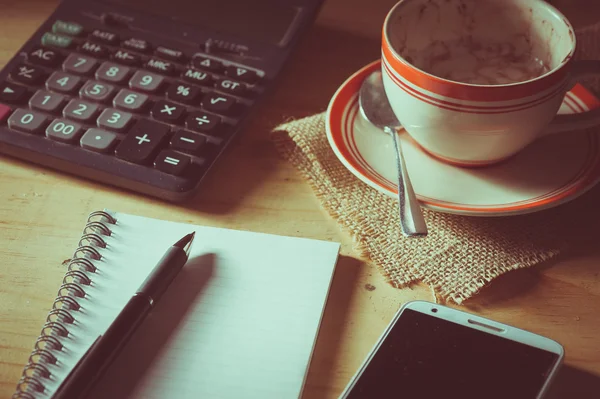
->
[103, 0, 300, 46]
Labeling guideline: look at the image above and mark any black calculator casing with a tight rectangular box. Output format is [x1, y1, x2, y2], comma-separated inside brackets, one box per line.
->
[0, 0, 323, 201]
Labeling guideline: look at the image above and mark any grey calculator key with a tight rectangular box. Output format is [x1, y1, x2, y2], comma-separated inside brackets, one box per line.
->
[97, 108, 133, 132]
[80, 80, 115, 103]
[46, 71, 82, 94]
[8, 109, 47, 134]
[29, 90, 65, 113]
[96, 62, 131, 84]
[129, 70, 164, 93]
[80, 128, 118, 153]
[63, 53, 98, 75]
[46, 119, 84, 143]
[113, 89, 149, 111]
[63, 99, 99, 122]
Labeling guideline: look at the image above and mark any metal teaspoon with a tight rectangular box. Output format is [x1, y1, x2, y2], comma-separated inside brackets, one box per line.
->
[358, 70, 427, 237]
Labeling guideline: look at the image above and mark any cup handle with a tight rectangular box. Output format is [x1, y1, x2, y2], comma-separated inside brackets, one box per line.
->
[543, 60, 600, 136]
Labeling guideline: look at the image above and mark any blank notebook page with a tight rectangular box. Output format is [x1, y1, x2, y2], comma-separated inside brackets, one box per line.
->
[83, 211, 340, 399]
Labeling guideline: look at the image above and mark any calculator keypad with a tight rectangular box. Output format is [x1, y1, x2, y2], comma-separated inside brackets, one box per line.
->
[63, 99, 99, 122]
[129, 70, 163, 93]
[0, 15, 266, 195]
[8, 109, 47, 134]
[30, 90, 65, 113]
[11, 64, 46, 85]
[80, 128, 118, 153]
[80, 80, 115, 103]
[113, 89, 149, 111]
[46, 71, 82, 94]
[46, 119, 84, 143]
[97, 108, 133, 132]
[63, 53, 98, 75]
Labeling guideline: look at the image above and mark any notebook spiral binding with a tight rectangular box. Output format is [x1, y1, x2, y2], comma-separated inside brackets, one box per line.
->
[12, 211, 117, 399]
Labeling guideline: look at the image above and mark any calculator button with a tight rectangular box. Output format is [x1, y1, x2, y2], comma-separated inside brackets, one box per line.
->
[63, 99, 99, 123]
[215, 78, 246, 97]
[170, 130, 207, 155]
[155, 47, 186, 63]
[46, 119, 84, 143]
[112, 50, 141, 66]
[115, 119, 169, 164]
[145, 58, 177, 76]
[129, 71, 164, 93]
[185, 111, 220, 135]
[193, 57, 222, 73]
[113, 89, 149, 111]
[166, 83, 202, 105]
[79, 42, 110, 58]
[225, 66, 260, 84]
[90, 29, 119, 45]
[202, 93, 235, 115]
[0, 104, 12, 123]
[122, 38, 151, 53]
[80, 128, 118, 153]
[11, 64, 46, 85]
[96, 62, 131, 84]
[63, 53, 98, 75]
[52, 20, 84, 37]
[181, 68, 213, 87]
[28, 47, 64, 67]
[46, 72, 82, 94]
[8, 109, 47, 134]
[29, 90, 65, 113]
[1, 83, 28, 104]
[80, 81, 115, 103]
[151, 100, 186, 124]
[41, 32, 73, 49]
[154, 150, 191, 176]
[97, 108, 133, 132]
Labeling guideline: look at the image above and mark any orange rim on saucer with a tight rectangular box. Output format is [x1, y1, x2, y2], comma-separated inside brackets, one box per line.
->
[325, 61, 600, 216]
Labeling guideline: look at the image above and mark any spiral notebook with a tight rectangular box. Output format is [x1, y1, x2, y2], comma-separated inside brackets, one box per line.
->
[13, 210, 340, 399]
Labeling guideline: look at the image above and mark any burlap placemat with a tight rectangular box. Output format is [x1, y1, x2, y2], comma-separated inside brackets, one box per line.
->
[272, 22, 600, 304]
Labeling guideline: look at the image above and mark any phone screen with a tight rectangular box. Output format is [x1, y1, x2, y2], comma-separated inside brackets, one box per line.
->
[345, 309, 560, 399]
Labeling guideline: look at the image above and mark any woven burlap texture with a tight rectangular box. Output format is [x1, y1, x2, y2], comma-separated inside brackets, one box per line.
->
[272, 22, 600, 304]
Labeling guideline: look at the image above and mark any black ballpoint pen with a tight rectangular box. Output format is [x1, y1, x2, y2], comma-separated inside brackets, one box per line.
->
[52, 232, 196, 399]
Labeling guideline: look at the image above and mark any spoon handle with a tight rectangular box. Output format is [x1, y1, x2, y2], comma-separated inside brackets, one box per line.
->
[387, 127, 428, 237]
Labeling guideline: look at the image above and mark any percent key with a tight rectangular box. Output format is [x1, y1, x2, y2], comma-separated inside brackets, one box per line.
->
[167, 83, 201, 105]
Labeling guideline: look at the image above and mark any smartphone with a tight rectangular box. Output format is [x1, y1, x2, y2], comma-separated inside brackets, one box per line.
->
[340, 301, 564, 399]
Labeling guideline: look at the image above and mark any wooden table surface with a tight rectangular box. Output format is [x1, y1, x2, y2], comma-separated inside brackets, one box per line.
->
[1, 1, 600, 398]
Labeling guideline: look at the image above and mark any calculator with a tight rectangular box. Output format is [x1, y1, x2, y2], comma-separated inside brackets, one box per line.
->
[0, 0, 323, 201]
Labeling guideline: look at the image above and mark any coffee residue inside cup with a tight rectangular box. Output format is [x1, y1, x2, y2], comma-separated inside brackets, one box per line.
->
[412, 38, 551, 85]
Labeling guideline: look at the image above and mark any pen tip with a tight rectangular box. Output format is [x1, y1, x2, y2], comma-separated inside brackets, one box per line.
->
[174, 232, 195, 252]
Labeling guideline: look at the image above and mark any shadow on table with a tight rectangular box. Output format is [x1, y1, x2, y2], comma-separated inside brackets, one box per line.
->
[85, 253, 216, 399]
[302, 255, 364, 399]
[546, 365, 600, 399]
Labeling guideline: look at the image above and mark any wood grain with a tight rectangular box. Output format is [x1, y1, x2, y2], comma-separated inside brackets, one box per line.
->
[1, 1, 599, 398]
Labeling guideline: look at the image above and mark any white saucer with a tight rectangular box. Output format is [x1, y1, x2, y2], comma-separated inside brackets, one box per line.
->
[326, 61, 600, 216]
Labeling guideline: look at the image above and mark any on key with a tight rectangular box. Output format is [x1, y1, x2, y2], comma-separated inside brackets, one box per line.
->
[115, 119, 170, 164]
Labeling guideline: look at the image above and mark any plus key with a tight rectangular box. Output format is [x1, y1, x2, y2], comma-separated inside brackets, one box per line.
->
[115, 119, 170, 164]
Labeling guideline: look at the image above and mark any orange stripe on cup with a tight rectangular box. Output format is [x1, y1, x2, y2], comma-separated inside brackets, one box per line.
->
[381, 31, 571, 103]
[382, 61, 568, 114]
